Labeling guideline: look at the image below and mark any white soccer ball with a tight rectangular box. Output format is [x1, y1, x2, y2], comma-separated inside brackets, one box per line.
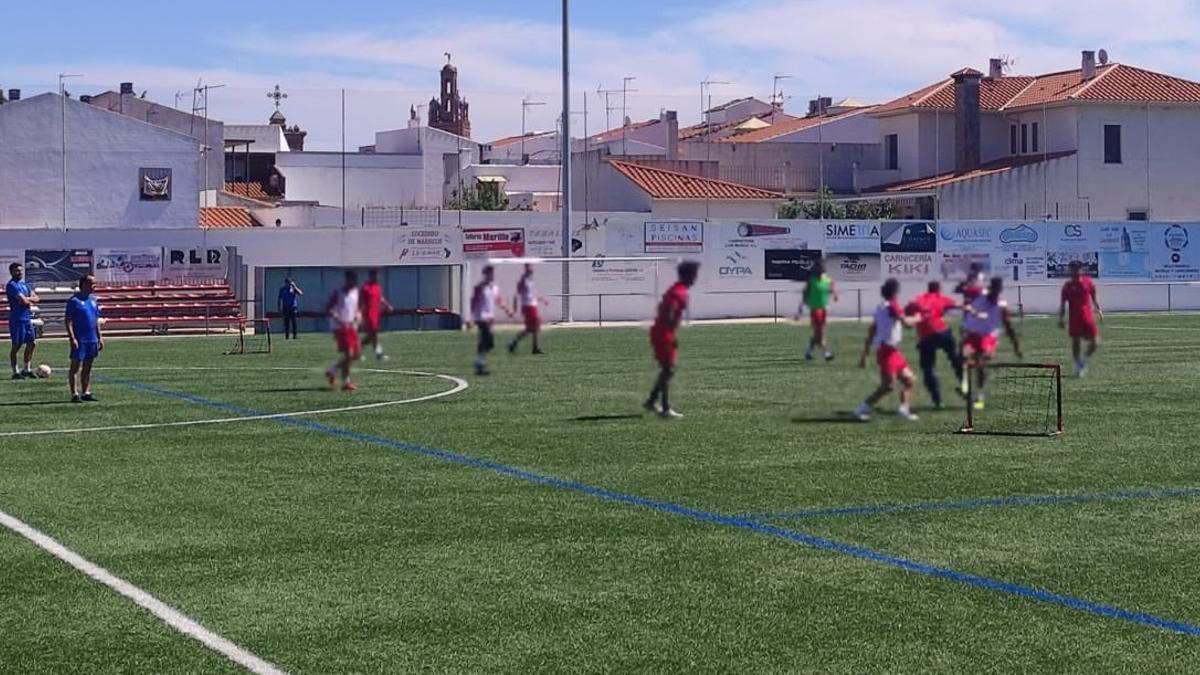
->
[35, 364, 53, 379]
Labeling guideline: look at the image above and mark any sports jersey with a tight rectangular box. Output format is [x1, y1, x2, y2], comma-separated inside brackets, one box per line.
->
[517, 275, 537, 309]
[472, 282, 502, 322]
[1061, 277, 1097, 325]
[65, 293, 101, 343]
[906, 293, 957, 340]
[6, 279, 32, 322]
[278, 284, 300, 310]
[871, 300, 905, 348]
[330, 287, 359, 328]
[959, 275, 985, 303]
[361, 281, 384, 319]
[804, 274, 834, 310]
[963, 294, 1009, 337]
[653, 282, 689, 333]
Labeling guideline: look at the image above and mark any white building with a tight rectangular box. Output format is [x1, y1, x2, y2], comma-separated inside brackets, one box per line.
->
[581, 159, 784, 219]
[864, 51, 1200, 221]
[0, 93, 201, 229]
[483, 131, 559, 164]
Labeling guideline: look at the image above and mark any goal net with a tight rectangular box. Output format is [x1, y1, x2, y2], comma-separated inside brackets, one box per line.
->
[960, 363, 1062, 437]
[226, 319, 273, 355]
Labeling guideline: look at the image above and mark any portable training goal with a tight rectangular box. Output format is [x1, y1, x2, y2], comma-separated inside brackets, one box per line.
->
[959, 363, 1063, 437]
[226, 319, 273, 355]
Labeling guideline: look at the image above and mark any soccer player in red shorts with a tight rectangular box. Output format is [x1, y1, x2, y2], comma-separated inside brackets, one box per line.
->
[644, 261, 699, 420]
[359, 268, 395, 361]
[508, 264, 548, 355]
[1059, 260, 1104, 377]
[856, 278, 921, 422]
[325, 270, 362, 391]
[962, 277, 1022, 409]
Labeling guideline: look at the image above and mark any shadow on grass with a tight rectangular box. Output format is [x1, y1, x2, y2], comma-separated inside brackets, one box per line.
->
[792, 412, 863, 424]
[571, 414, 645, 422]
[258, 387, 336, 393]
[0, 400, 78, 407]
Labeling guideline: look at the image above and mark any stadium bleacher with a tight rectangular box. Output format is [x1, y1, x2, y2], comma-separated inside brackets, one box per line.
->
[1, 282, 246, 336]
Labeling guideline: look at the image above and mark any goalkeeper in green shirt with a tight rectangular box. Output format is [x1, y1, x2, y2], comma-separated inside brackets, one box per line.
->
[800, 261, 838, 362]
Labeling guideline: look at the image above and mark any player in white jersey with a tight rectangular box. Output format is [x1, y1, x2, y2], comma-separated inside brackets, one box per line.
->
[325, 270, 362, 391]
[961, 277, 1022, 409]
[855, 279, 921, 422]
[468, 265, 513, 376]
[508, 264, 548, 356]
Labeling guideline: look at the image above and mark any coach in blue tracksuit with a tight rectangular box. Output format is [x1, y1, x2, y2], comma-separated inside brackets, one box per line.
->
[65, 274, 103, 403]
[6, 262, 39, 380]
[278, 278, 304, 339]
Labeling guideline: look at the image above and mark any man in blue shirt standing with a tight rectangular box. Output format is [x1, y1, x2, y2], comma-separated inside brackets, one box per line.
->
[278, 277, 303, 340]
[65, 274, 103, 403]
[7, 262, 39, 380]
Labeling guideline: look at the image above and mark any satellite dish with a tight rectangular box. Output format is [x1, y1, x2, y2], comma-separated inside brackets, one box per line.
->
[1099, 49, 1110, 65]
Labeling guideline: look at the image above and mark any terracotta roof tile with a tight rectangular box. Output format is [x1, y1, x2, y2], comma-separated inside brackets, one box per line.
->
[224, 181, 275, 202]
[874, 62, 1200, 116]
[200, 206, 260, 228]
[867, 151, 1076, 193]
[717, 107, 876, 143]
[587, 119, 660, 145]
[488, 131, 555, 148]
[608, 160, 783, 200]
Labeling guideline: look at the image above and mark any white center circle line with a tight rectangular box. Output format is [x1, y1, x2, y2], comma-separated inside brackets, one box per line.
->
[0, 367, 469, 438]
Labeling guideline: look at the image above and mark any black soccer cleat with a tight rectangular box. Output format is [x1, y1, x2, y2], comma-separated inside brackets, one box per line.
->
[81, 393, 98, 402]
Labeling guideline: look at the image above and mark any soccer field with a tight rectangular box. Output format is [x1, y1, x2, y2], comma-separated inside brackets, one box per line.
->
[2, 314, 1200, 674]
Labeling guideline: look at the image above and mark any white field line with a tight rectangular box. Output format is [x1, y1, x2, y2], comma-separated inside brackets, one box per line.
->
[0, 508, 287, 675]
[0, 368, 468, 438]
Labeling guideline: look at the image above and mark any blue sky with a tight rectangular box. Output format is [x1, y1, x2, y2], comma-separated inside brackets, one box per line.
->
[7, 0, 1200, 148]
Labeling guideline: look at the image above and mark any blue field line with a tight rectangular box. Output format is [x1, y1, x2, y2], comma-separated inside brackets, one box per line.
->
[741, 487, 1200, 522]
[103, 375, 1200, 638]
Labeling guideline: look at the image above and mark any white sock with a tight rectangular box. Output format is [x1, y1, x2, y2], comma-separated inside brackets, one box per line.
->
[375, 346, 383, 355]
[899, 404, 911, 415]
[22, 361, 30, 373]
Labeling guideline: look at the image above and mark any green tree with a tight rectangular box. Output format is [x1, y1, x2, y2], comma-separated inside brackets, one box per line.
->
[448, 184, 510, 211]
[778, 188, 898, 220]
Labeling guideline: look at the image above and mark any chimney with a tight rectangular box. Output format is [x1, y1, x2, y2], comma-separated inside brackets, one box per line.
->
[953, 68, 983, 174]
[80, 94, 92, 104]
[807, 97, 831, 117]
[988, 58, 1004, 80]
[8, 89, 20, 101]
[661, 110, 679, 159]
[119, 82, 134, 95]
[1081, 50, 1097, 80]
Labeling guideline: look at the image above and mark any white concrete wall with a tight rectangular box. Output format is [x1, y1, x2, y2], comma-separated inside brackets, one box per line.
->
[483, 133, 559, 164]
[706, 99, 774, 125]
[0, 94, 201, 229]
[766, 111, 880, 145]
[876, 113, 922, 180]
[276, 152, 427, 208]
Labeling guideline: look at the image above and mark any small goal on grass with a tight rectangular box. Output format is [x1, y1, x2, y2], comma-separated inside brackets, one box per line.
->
[960, 363, 1063, 437]
[226, 319, 272, 355]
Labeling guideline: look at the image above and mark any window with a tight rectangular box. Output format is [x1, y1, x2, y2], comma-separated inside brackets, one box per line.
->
[1021, 124, 1029, 154]
[1032, 122, 1040, 153]
[1010, 125, 1018, 155]
[1128, 210, 1149, 221]
[1104, 124, 1122, 164]
[885, 134, 899, 171]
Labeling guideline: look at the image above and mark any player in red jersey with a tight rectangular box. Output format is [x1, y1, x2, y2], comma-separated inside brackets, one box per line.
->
[962, 277, 1022, 409]
[508, 264, 548, 356]
[905, 281, 966, 409]
[644, 261, 699, 420]
[1059, 260, 1104, 377]
[359, 268, 395, 361]
[955, 262, 986, 303]
[856, 278, 921, 422]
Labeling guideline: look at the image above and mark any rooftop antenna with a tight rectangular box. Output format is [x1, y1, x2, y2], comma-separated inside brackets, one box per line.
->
[597, 84, 622, 131]
[444, 52, 452, 64]
[173, 90, 184, 110]
[772, 74, 793, 110]
[521, 96, 547, 163]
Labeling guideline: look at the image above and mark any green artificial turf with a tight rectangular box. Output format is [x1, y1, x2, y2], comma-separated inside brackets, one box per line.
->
[1, 315, 1199, 673]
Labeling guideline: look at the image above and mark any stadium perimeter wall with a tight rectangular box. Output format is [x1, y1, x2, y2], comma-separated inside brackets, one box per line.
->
[0, 218, 1196, 324]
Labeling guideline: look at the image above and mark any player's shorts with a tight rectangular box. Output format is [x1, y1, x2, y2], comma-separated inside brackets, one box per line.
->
[876, 344, 909, 379]
[522, 306, 542, 332]
[809, 308, 827, 328]
[70, 341, 100, 362]
[650, 327, 677, 367]
[1069, 317, 1099, 340]
[9, 320, 35, 346]
[962, 332, 998, 358]
[334, 325, 361, 357]
[363, 313, 382, 334]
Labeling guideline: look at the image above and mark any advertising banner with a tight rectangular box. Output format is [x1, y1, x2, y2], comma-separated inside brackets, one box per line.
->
[585, 256, 652, 284]
[162, 247, 227, 282]
[645, 221, 703, 254]
[940, 252, 992, 281]
[881, 252, 936, 280]
[1097, 223, 1151, 279]
[713, 249, 758, 283]
[880, 222, 937, 253]
[464, 228, 525, 259]
[765, 249, 822, 281]
[937, 222, 1046, 281]
[394, 227, 460, 263]
[823, 221, 881, 253]
[1046, 251, 1099, 279]
[993, 250, 1047, 282]
[1149, 223, 1199, 281]
[525, 225, 563, 258]
[828, 253, 881, 283]
[25, 249, 93, 284]
[717, 222, 809, 251]
[94, 247, 163, 283]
